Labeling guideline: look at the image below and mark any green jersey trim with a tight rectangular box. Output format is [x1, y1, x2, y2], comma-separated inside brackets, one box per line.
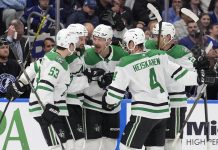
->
[131, 107, 169, 113]
[175, 69, 188, 80]
[108, 92, 123, 100]
[36, 85, 53, 92]
[46, 51, 68, 70]
[118, 50, 165, 67]
[83, 102, 102, 110]
[65, 54, 78, 64]
[170, 98, 187, 102]
[29, 107, 42, 112]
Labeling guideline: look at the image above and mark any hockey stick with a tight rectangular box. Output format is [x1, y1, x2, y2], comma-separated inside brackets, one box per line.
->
[6, 42, 65, 150]
[172, 84, 207, 146]
[1, 11, 52, 127]
[181, 8, 211, 149]
[147, 3, 162, 49]
[22, 6, 51, 70]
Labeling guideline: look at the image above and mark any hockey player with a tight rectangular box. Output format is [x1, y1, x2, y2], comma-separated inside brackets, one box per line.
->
[6, 28, 79, 150]
[82, 24, 129, 150]
[103, 28, 201, 150]
[63, 24, 92, 150]
[145, 22, 197, 150]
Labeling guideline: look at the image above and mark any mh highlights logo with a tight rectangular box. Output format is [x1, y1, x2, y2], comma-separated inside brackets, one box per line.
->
[187, 120, 217, 135]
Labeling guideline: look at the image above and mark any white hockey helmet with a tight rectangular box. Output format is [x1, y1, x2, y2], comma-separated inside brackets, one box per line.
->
[67, 23, 88, 37]
[123, 28, 145, 50]
[92, 24, 113, 41]
[152, 22, 176, 39]
[56, 29, 79, 49]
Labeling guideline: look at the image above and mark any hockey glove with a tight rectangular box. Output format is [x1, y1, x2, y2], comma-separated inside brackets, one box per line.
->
[194, 56, 210, 70]
[41, 104, 60, 126]
[5, 80, 27, 101]
[83, 68, 105, 83]
[197, 69, 217, 85]
[102, 92, 118, 111]
[98, 72, 114, 89]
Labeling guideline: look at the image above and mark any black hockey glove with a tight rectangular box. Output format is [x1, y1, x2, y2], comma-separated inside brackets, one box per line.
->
[102, 92, 118, 111]
[197, 69, 217, 85]
[5, 80, 27, 101]
[98, 72, 114, 89]
[41, 104, 60, 126]
[194, 56, 210, 70]
[83, 68, 105, 83]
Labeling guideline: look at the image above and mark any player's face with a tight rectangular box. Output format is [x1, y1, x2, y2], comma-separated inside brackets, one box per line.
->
[0, 44, 9, 58]
[78, 36, 86, 49]
[92, 36, 108, 54]
[68, 43, 76, 56]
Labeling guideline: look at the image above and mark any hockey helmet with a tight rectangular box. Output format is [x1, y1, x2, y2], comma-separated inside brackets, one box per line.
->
[123, 28, 145, 50]
[92, 24, 113, 41]
[67, 23, 88, 37]
[152, 22, 176, 39]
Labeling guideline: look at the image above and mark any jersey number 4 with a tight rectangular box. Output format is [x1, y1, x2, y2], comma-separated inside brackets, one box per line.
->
[48, 67, 59, 78]
[149, 68, 164, 93]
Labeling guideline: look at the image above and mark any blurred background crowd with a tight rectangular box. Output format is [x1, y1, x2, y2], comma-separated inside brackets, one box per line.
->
[0, 0, 217, 99]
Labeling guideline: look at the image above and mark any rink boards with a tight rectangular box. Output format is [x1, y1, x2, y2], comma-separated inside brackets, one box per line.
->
[0, 98, 218, 150]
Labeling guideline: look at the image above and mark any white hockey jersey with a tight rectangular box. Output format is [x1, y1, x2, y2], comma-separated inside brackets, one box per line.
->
[106, 50, 197, 119]
[83, 45, 128, 113]
[28, 51, 70, 117]
[145, 40, 197, 108]
[65, 51, 89, 106]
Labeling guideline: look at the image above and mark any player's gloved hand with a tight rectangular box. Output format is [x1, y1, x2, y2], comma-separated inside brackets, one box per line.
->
[5, 80, 27, 101]
[194, 56, 210, 70]
[83, 68, 105, 83]
[102, 92, 118, 111]
[197, 69, 217, 85]
[98, 72, 114, 89]
[41, 104, 60, 126]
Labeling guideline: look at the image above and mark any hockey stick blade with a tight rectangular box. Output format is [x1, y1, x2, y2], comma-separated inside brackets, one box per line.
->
[181, 8, 199, 23]
[147, 3, 162, 23]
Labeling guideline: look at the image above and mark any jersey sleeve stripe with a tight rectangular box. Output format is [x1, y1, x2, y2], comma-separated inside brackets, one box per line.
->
[132, 101, 169, 107]
[170, 98, 187, 102]
[131, 107, 169, 113]
[175, 69, 188, 80]
[39, 80, 54, 88]
[108, 86, 126, 94]
[36, 85, 53, 92]
[34, 62, 39, 73]
[108, 92, 123, 100]
[171, 66, 182, 78]
[168, 91, 186, 95]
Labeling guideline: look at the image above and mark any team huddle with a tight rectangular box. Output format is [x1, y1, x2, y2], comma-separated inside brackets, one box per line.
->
[5, 22, 217, 150]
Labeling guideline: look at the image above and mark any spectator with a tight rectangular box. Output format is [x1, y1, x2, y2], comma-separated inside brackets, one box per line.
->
[183, 0, 204, 16]
[0, 38, 20, 97]
[0, 0, 26, 29]
[162, 0, 182, 24]
[97, 0, 113, 24]
[20, 0, 57, 34]
[204, 23, 218, 99]
[6, 19, 30, 66]
[111, 0, 133, 28]
[205, 23, 218, 49]
[178, 21, 202, 57]
[199, 13, 211, 34]
[67, 0, 99, 27]
[174, 9, 194, 40]
[84, 22, 94, 45]
[42, 37, 55, 53]
[209, 0, 218, 24]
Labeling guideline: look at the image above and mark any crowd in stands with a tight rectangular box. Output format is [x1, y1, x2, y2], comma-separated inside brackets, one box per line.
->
[0, 0, 218, 99]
